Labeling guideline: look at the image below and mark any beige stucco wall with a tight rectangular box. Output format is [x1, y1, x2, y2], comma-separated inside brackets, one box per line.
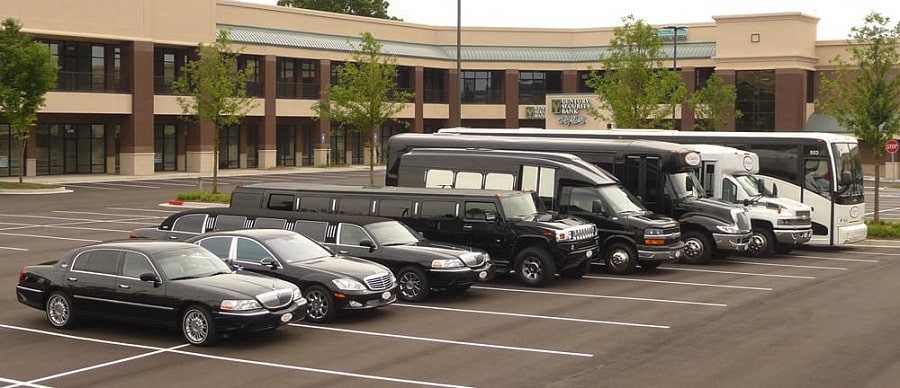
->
[43, 93, 131, 114]
[713, 12, 819, 70]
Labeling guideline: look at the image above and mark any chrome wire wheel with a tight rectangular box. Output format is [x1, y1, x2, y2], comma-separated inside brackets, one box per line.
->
[46, 292, 72, 328]
[182, 307, 211, 345]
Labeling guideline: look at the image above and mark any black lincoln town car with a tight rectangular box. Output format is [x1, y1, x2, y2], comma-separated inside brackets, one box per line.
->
[187, 229, 397, 323]
[15, 240, 307, 346]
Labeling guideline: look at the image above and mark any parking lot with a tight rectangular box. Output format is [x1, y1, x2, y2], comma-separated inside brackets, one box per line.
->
[3, 169, 900, 387]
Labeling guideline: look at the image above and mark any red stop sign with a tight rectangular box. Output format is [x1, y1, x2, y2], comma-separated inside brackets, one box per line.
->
[887, 139, 899, 154]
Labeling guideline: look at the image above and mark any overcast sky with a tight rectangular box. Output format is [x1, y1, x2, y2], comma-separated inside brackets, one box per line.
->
[237, 0, 899, 41]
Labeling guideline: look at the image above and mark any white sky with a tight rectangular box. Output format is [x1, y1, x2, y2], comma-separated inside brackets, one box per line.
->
[237, 0, 900, 41]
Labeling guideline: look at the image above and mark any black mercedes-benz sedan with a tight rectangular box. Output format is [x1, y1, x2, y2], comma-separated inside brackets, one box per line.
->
[15, 241, 307, 346]
[187, 229, 397, 323]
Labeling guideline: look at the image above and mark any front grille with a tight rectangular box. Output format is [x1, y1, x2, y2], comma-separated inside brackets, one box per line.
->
[567, 224, 597, 241]
[459, 252, 487, 267]
[256, 288, 295, 309]
[364, 272, 394, 291]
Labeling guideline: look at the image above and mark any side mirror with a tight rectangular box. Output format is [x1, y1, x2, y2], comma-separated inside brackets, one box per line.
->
[756, 178, 766, 193]
[484, 212, 497, 222]
[360, 239, 376, 252]
[591, 199, 606, 215]
[772, 183, 778, 197]
[139, 272, 161, 286]
[840, 171, 852, 186]
[685, 176, 694, 192]
[259, 257, 278, 270]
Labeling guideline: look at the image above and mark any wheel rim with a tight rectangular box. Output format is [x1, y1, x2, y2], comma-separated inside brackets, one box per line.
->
[183, 309, 208, 344]
[608, 249, 631, 269]
[47, 294, 70, 326]
[748, 233, 767, 255]
[306, 290, 329, 320]
[684, 238, 704, 260]
[399, 271, 422, 299]
[521, 257, 542, 280]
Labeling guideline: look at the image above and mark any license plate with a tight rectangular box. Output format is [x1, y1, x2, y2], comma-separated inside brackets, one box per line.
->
[381, 291, 392, 300]
[280, 313, 293, 323]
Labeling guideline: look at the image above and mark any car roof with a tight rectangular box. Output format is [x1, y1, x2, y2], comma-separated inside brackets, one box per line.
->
[199, 228, 297, 239]
[80, 240, 198, 254]
[164, 207, 401, 227]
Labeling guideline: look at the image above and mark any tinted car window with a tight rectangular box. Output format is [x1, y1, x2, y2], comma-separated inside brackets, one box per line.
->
[72, 249, 121, 275]
[198, 236, 233, 260]
[172, 214, 207, 233]
[294, 220, 328, 240]
[420, 201, 458, 219]
[236, 238, 274, 263]
[156, 246, 231, 280]
[213, 215, 247, 232]
[121, 252, 155, 278]
[465, 201, 497, 221]
[299, 197, 331, 213]
[377, 199, 412, 217]
[337, 223, 370, 246]
[253, 217, 287, 229]
[338, 198, 370, 215]
[266, 194, 295, 211]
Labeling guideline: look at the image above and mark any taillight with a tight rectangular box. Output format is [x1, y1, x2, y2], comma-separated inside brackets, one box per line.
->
[18, 267, 26, 284]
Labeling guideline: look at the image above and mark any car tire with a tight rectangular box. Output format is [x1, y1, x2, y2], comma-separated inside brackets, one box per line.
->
[603, 242, 638, 275]
[747, 226, 776, 257]
[305, 285, 338, 323]
[514, 247, 557, 287]
[561, 258, 592, 279]
[681, 230, 714, 264]
[182, 305, 218, 346]
[397, 266, 431, 302]
[45, 291, 76, 329]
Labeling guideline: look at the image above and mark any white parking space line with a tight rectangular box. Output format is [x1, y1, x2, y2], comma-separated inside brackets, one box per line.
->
[0, 324, 472, 388]
[52, 210, 167, 218]
[473, 286, 726, 307]
[0, 377, 52, 388]
[0, 232, 100, 243]
[584, 276, 773, 291]
[85, 182, 160, 189]
[0, 224, 132, 234]
[865, 206, 900, 216]
[721, 260, 848, 271]
[786, 254, 879, 263]
[56, 184, 119, 190]
[394, 304, 670, 329]
[0, 214, 160, 224]
[139, 180, 197, 187]
[663, 267, 816, 279]
[290, 324, 593, 358]
[0, 246, 28, 251]
[107, 207, 177, 214]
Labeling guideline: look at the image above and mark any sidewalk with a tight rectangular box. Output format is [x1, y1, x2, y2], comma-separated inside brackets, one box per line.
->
[0, 165, 383, 185]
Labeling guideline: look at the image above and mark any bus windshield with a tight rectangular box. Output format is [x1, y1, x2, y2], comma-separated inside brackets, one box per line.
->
[596, 185, 647, 214]
[668, 172, 707, 201]
[735, 174, 774, 197]
[832, 142, 865, 204]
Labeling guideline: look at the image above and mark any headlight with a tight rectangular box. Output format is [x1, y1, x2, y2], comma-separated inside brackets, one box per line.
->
[483, 252, 491, 262]
[716, 224, 740, 234]
[644, 228, 664, 236]
[292, 287, 303, 301]
[220, 299, 262, 311]
[332, 278, 367, 291]
[432, 258, 464, 268]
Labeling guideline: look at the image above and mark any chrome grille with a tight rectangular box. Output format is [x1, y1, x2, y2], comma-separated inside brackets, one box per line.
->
[364, 272, 394, 291]
[256, 288, 295, 309]
[567, 224, 597, 241]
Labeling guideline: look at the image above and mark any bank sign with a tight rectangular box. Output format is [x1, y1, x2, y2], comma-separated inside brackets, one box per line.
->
[550, 98, 591, 126]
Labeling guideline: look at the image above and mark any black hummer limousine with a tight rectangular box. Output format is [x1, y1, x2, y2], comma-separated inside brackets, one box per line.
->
[229, 183, 600, 287]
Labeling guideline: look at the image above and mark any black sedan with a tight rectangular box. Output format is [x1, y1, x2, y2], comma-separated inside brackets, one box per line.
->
[188, 229, 397, 323]
[15, 241, 307, 346]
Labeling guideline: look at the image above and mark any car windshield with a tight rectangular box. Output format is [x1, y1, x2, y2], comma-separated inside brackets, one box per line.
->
[156, 246, 232, 280]
[499, 193, 540, 218]
[264, 234, 334, 263]
[365, 221, 420, 246]
[595, 185, 647, 214]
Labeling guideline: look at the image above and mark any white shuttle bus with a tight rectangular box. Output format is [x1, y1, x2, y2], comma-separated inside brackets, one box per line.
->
[438, 128, 867, 247]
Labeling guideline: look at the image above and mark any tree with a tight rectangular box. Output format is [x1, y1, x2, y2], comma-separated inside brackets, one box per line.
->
[172, 29, 257, 194]
[688, 74, 742, 130]
[587, 15, 686, 129]
[0, 18, 57, 183]
[818, 12, 900, 223]
[276, 0, 398, 20]
[312, 32, 413, 186]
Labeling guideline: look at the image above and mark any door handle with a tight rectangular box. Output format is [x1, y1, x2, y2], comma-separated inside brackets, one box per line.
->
[463, 225, 473, 230]
[66, 277, 77, 281]
[167, 235, 179, 240]
[118, 284, 130, 289]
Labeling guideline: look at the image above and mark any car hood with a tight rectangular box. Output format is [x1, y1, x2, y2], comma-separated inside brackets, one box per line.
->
[289, 256, 390, 280]
[387, 243, 489, 267]
[180, 273, 295, 299]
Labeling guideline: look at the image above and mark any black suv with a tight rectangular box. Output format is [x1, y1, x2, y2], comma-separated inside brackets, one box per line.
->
[131, 208, 493, 301]
[230, 183, 600, 287]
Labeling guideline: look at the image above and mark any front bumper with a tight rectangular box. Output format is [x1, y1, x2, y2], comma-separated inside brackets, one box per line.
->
[338, 287, 398, 310]
[554, 239, 600, 271]
[837, 223, 868, 245]
[774, 228, 812, 245]
[214, 298, 306, 333]
[637, 241, 685, 262]
[712, 231, 752, 252]
[429, 261, 495, 289]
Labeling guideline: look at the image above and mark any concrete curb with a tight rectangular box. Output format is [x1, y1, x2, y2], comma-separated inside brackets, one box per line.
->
[0, 187, 73, 195]
[159, 201, 229, 209]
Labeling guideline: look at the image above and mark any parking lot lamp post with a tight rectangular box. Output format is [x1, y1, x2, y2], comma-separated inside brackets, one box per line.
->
[664, 25, 684, 130]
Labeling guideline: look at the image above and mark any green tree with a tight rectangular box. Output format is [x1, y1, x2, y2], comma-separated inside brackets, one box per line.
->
[688, 74, 742, 130]
[0, 18, 57, 183]
[172, 29, 257, 194]
[276, 0, 397, 19]
[587, 15, 686, 129]
[818, 12, 900, 223]
[313, 32, 413, 186]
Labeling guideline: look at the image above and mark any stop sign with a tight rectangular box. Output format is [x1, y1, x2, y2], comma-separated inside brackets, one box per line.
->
[887, 139, 900, 154]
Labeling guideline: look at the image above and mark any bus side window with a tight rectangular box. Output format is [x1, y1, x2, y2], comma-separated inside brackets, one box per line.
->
[703, 164, 715, 197]
[722, 179, 738, 203]
[455, 172, 484, 189]
[485, 173, 515, 190]
[425, 169, 454, 188]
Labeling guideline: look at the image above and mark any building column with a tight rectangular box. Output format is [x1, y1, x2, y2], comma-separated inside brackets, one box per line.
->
[715, 69, 737, 131]
[681, 67, 696, 131]
[186, 121, 215, 173]
[505, 69, 519, 129]
[775, 69, 806, 132]
[562, 70, 579, 93]
[412, 66, 424, 133]
[448, 68, 460, 127]
[314, 59, 331, 166]
[121, 41, 155, 175]
[258, 54, 277, 169]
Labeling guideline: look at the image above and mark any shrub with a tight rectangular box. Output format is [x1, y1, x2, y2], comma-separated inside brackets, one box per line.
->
[865, 220, 900, 239]
[176, 191, 231, 204]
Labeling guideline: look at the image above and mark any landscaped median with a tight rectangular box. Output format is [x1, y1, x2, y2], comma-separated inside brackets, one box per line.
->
[0, 181, 71, 194]
[164, 191, 231, 208]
